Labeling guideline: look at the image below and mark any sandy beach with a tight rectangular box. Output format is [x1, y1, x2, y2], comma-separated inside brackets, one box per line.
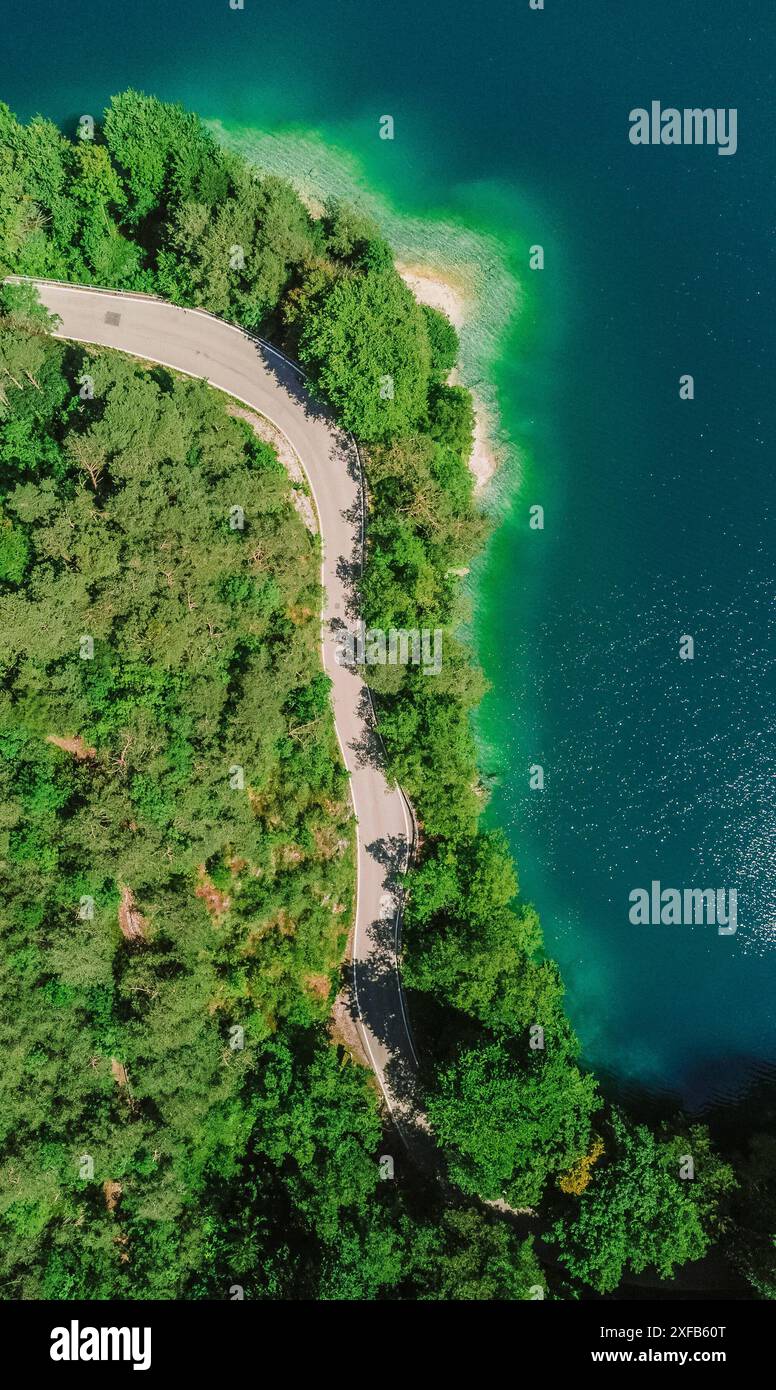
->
[397, 261, 500, 492]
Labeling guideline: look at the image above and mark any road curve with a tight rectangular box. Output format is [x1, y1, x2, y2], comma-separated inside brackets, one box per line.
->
[13, 278, 427, 1155]
[18, 285, 728, 1292]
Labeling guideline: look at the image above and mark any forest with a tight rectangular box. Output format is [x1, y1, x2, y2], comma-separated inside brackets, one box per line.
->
[0, 91, 772, 1299]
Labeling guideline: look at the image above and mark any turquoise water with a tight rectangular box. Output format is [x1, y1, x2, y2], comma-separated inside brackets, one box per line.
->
[3, 0, 774, 1110]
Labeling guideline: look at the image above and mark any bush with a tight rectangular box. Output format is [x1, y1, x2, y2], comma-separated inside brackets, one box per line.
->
[421, 303, 459, 382]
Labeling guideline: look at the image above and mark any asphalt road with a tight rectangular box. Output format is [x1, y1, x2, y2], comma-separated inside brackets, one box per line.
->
[14, 285, 735, 1288]
[15, 279, 426, 1153]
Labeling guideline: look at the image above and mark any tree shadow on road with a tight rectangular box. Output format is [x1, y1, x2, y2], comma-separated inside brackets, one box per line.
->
[338, 695, 385, 774]
[338, 831, 437, 1170]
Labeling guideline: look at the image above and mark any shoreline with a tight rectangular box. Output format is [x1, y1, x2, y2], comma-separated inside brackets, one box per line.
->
[397, 261, 502, 493]
[207, 123, 513, 496]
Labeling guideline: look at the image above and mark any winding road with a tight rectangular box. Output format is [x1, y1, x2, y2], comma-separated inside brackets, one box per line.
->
[12, 278, 427, 1156]
[7, 281, 737, 1299]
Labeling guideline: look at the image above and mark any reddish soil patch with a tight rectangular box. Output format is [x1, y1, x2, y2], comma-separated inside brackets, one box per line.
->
[195, 865, 231, 921]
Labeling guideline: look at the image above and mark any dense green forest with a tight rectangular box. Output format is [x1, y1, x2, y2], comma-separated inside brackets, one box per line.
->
[0, 290, 547, 1298]
[0, 91, 770, 1299]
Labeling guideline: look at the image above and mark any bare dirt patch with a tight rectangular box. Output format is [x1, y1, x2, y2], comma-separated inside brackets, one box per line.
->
[195, 865, 231, 922]
[103, 1180, 122, 1213]
[329, 987, 371, 1070]
[110, 1058, 129, 1088]
[45, 733, 96, 760]
[304, 972, 331, 1002]
[117, 885, 148, 942]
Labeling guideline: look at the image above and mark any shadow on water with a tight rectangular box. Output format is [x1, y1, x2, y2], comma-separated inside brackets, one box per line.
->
[592, 1055, 776, 1144]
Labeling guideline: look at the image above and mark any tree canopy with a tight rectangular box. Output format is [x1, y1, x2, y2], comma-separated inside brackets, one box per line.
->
[547, 1111, 736, 1293]
[0, 93, 750, 1304]
[299, 265, 432, 440]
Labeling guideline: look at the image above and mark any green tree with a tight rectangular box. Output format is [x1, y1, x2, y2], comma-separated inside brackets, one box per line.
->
[0, 281, 61, 334]
[421, 304, 459, 382]
[548, 1110, 736, 1293]
[299, 266, 431, 441]
[727, 1133, 776, 1297]
[426, 382, 475, 457]
[408, 1206, 546, 1300]
[429, 1038, 599, 1208]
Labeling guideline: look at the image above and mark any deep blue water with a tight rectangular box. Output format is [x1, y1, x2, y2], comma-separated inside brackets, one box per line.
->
[2, 0, 774, 1110]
